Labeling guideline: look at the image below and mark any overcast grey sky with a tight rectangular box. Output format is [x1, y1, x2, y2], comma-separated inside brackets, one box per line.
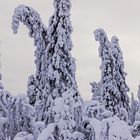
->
[1, 0, 140, 100]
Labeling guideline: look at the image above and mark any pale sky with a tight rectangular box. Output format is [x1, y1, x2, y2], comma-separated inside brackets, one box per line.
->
[1, 0, 140, 100]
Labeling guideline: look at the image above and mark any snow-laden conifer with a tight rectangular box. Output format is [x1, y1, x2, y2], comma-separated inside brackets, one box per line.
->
[0, 85, 37, 139]
[0, 89, 10, 139]
[92, 29, 130, 115]
[111, 36, 130, 112]
[93, 28, 118, 114]
[35, 0, 83, 126]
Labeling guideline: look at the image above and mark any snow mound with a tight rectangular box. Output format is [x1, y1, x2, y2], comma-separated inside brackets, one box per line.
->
[109, 121, 133, 140]
[14, 132, 34, 140]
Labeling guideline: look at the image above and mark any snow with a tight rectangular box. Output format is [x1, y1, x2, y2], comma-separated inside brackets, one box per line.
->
[37, 123, 56, 140]
[87, 118, 101, 139]
[14, 132, 34, 140]
[109, 121, 133, 140]
[134, 136, 140, 140]
[0, 0, 139, 139]
[101, 110, 113, 118]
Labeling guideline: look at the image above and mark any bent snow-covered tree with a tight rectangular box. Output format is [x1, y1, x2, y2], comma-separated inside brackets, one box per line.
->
[92, 29, 129, 115]
[12, 5, 47, 106]
[12, 1, 82, 126]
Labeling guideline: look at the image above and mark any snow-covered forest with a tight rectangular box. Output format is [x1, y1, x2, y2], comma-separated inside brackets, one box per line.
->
[0, 0, 140, 139]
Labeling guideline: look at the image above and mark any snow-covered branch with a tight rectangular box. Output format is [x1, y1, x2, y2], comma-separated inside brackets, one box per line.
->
[12, 5, 47, 46]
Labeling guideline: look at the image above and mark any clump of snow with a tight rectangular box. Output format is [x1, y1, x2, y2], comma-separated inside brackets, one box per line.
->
[135, 136, 140, 140]
[37, 123, 56, 140]
[102, 110, 113, 119]
[109, 120, 133, 140]
[14, 132, 35, 140]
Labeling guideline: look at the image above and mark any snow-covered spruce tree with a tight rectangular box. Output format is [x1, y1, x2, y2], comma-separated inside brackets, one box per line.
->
[12, 5, 47, 106]
[93, 28, 118, 114]
[27, 75, 38, 105]
[0, 66, 9, 139]
[111, 36, 130, 113]
[90, 81, 102, 103]
[11, 97, 36, 139]
[130, 93, 139, 125]
[35, 0, 83, 126]
[0, 92, 36, 140]
[132, 111, 140, 138]
[132, 86, 140, 137]
[92, 29, 130, 115]
[0, 70, 36, 139]
[0, 89, 10, 139]
[37, 90, 85, 140]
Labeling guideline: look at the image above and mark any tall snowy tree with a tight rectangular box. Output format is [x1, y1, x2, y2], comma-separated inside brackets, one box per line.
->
[12, 0, 82, 126]
[34, 0, 83, 126]
[92, 29, 130, 115]
[12, 5, 47, 106]
[111, 36, 130, 112]
[93, 28, 118, 114]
